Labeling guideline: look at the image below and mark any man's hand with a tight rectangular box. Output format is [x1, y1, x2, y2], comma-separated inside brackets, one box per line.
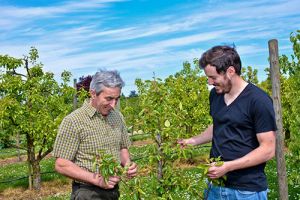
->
[207, 162, 229, 179]
[126, 162, 138, 178]
[177, 138, 189, 148]
[95, 174, 120, 189]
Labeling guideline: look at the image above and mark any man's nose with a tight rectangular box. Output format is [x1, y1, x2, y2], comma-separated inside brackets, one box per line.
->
[109, 99, 118, 108]
[207, 78, 214, 85]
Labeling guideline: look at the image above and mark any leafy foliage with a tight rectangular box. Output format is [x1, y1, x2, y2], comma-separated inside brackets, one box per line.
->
[129, 90, 138, 97]
[132, 60, 211, 199]
[76, 75, 92, 91]
[1, 144, 300, 199]
[92, 150, 127, 183]
[92, 150, 145, 200]
[257, 30, 300, 187]
[278, 30, 300, 185]
[0, 47, 75, 189]
[120, 95, 141, 134]
[197, 156, 226, 187]
[75, 75, 91, 104]
[241, 66, 259, 84]
[136, 60, 211, 139]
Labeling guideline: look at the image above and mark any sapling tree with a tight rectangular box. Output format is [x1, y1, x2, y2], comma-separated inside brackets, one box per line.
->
[0, 47, 75, 190]
[134, 61, 212, 199]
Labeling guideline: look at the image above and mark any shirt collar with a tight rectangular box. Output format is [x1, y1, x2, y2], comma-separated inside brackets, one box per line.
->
[82, 99, 103, 119]
[83, 99, 115, 120]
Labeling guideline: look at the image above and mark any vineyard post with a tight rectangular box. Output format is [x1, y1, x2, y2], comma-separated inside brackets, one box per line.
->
[73, 78, 78, 110]
[268, 39, 288, 200]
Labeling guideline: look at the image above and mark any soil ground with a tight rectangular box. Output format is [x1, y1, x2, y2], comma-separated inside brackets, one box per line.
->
[0, 179, 71, 200]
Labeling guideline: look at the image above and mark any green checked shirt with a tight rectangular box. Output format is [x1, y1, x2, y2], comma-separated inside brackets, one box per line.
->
[52, 99, 131, 173]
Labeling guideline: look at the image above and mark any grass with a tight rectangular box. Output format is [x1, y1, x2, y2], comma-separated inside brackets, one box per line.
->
[0, 147, 26, 159]
[0, 155, 68, 192]
[0, 144, 299, 199]
[42, 193, 70, 200]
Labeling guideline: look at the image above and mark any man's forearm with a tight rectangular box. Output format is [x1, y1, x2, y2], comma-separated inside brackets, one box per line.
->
[120, 148, 131, 166]
[226, 133, 275, 172]
[55, 158, 99, 185]
[187, 125, 213, 146]
[207, 131, 275, 179]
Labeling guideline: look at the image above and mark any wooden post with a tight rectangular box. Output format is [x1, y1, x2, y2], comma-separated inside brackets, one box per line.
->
[268, 39, 288, 200]
[73, 78, 78, 110]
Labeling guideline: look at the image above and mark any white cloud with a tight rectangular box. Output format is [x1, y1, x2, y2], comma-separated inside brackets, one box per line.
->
[0, 0, 126, 30]
[0, 0, 299, 96]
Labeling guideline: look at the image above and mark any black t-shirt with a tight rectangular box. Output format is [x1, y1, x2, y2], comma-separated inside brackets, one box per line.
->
[209, 83, 277, 191]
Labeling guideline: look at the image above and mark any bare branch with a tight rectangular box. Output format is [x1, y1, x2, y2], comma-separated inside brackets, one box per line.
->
[37, 135, 53, 161]
[10, 69, 27, 78]
[39, 148, 52, 161]
[24, 56, 31, 78]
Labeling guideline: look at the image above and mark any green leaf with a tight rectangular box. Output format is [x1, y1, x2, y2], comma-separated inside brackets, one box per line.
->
[179, 102, 183, 110]
[164, 120, 170, 127]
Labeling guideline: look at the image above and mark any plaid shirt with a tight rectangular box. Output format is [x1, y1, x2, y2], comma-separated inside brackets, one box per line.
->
[52, 100, 131, 172]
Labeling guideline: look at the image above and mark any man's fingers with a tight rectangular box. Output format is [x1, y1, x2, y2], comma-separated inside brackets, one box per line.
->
[127, 162, 138, 177]
[128, 162, 137, 170]
[177, 139, 187, 148]
[109, 176, 120, 183]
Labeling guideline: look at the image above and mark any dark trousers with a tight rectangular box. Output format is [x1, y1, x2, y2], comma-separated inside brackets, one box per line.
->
[71, 182, 120, 200]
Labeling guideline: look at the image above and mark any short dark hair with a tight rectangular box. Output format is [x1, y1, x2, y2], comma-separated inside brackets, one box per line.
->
[199, 45, 242, 75]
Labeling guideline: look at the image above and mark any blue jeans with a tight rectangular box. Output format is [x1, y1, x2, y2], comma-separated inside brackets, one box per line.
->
[205, 185, 268, 200]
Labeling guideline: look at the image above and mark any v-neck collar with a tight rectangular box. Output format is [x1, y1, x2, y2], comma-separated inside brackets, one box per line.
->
[223, 83, 250, 107]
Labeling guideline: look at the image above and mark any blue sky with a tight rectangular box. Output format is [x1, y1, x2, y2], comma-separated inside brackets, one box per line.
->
[1, 0, 299, 95]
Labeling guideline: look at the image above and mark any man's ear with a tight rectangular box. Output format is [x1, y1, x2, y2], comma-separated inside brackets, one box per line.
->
[226, 66, 236, 80]
[227, 66, 236, 74]
[90, 90, 96, 99]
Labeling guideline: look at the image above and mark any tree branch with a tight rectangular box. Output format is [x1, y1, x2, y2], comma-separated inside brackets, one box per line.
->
[24, 56, 31, 78]
[37, 135, 53, 161]
[10, 69, 27, 78]
[39, 148, 52, 161]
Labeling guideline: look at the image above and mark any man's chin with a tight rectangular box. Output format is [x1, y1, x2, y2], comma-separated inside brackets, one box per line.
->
[100, 110, 111, 116]
[214, 87, 222, 93]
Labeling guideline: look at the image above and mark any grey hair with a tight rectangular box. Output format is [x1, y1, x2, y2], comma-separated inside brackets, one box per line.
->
[90, 70, 125, 95]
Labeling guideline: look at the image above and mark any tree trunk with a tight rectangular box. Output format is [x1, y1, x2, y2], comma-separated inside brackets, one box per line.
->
[27, 133, 41, 190]
[16, 133, 22, 162]
[28, 160, 33, 190]
[32, 160, 41, 190]
[27, 133, 33, 190]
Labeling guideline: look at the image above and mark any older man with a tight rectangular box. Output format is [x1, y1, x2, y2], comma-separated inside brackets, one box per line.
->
[53, 70, 137, 200]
